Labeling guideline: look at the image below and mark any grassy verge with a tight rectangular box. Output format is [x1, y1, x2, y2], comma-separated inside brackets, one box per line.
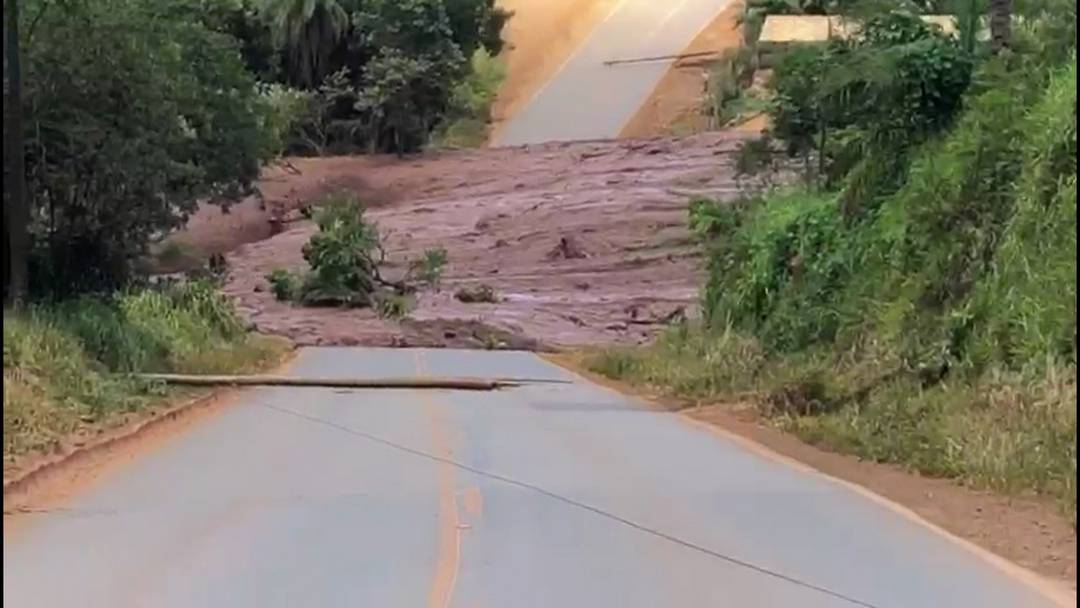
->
[587, 329, 1076, 523]
[3, 281, 290, 467]
[589, 59, 1078, 524]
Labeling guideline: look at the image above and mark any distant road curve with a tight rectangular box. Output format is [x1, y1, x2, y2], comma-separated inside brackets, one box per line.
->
[494, 0, 735, 146]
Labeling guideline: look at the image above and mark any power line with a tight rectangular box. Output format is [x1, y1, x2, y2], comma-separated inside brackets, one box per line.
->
[259, 401, 881, 608]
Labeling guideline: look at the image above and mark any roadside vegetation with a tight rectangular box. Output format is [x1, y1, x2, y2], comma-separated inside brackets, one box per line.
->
[3, 281, 288, 464]
[590, 4, 1078, 521]
[260, 0, 512, 155]
[432, 48, 508, 148]
[3, 0, 510, 468]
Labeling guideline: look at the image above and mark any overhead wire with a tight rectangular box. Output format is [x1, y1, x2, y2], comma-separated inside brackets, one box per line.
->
[257, 401, 881, 608]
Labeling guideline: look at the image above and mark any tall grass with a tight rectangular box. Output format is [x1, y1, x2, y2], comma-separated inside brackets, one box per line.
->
[589, 325, 1077, 521]
[3, 281, 288, 462]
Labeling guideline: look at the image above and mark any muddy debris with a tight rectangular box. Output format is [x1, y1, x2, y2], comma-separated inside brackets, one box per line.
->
[566, 314, 586, 327]
[546, 235, 590, 260]
[454, 284, 499, 304]
[192, 132, 757, 349]
[402, 319, 548, 351]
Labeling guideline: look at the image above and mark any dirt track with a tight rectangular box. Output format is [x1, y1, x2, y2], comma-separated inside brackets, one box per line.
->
[188, 133, 753, 349]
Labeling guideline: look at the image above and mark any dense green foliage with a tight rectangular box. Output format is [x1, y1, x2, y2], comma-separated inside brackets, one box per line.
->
[596, 6, 1077, 517]
[705, 59, 1076, 368]
[20, 0, 275, 296]
[433, 48, 507, 148]
[3, 281, 286, 459]
[266, 192, 445, 313]
[259, 0, 510, 155]
[769, 12, 973, 197]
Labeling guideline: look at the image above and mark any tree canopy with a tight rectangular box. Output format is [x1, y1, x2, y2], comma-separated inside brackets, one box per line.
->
[3, 0, 510, 299]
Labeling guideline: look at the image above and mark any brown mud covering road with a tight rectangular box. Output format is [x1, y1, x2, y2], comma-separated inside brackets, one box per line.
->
[189, 133, 756, 349]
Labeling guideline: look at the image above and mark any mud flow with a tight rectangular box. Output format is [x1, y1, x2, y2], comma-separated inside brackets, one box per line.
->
[169, 133, 755, 349]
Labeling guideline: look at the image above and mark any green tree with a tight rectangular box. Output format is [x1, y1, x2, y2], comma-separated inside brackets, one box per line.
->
[264, 0, 350, 88]
[443, 0, 512, 56]
[23, 0, 273, 294]
[768, 11, 973, 197]
[194, 0, 281, 80]
[3, 0, 29, 305]
[346, 0, 465, 153]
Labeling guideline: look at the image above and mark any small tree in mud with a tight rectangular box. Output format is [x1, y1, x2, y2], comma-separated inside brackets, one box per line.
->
[267, 192, 446, 316]
[298, 195, 388, 306]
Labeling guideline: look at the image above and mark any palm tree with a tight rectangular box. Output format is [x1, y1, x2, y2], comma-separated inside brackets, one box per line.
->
[989, 0, 1011, 54]
[263, 0, 350, 88]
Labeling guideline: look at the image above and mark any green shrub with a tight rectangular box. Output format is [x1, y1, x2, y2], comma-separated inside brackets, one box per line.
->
[410, 247, 449, 289]
[374, 292, 415, 319]
[699, 191, 856, 352]
[265, 192, 447, 309]
[705, 47, 758, 127]
[260, 83, 319, 157]
[267, 269, 303, 302]
[298, 194, 388, 307]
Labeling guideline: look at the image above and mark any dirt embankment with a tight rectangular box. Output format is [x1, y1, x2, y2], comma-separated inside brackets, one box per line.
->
[169, 133, 753, 349]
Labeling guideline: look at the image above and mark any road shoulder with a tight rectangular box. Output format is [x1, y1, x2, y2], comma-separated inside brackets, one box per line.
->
[543, 351, 1079, 596]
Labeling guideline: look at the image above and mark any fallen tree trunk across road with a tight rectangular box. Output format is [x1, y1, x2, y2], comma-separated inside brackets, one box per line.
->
[136, 374, 569, 391]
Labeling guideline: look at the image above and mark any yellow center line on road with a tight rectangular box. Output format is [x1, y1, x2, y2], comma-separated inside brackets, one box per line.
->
[417, 351, 471, 608]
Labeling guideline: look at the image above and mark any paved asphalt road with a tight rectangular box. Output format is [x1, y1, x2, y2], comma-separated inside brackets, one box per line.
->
[4, 348, 1065, 608]
[494, 0, 736, 146]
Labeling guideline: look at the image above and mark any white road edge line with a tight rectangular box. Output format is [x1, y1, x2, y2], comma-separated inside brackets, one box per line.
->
[544, 359, 1078, 608]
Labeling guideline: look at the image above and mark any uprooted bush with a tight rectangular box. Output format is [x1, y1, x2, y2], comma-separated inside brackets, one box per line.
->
[454, 283, 498, 303]
[267, 192, 446, 316]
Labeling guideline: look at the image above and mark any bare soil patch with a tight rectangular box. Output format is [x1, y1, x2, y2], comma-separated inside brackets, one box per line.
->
[546, 352, 1078, 592]
[190, 133, 752, 349]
